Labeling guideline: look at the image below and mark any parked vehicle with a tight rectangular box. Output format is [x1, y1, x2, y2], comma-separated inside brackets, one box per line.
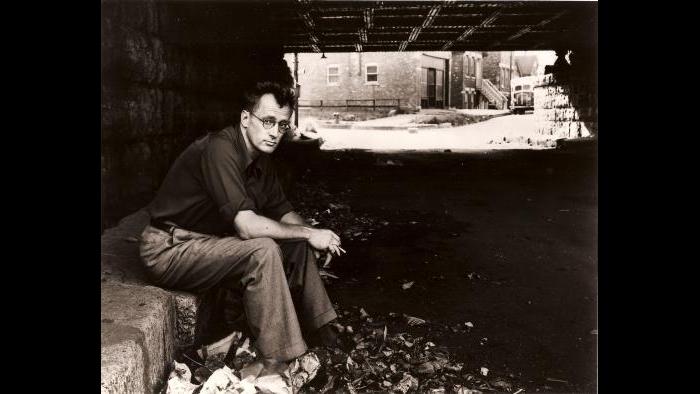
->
[510, 76, 536, 114]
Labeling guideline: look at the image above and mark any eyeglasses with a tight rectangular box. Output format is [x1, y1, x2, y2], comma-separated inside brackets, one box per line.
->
[248, 112, 293, 134]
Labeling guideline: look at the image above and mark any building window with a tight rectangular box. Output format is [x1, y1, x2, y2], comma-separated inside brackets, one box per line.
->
[465, 55, 471, 76]
[365, 64, 378, 83]
[470, 57, 475, 76]
[327, 65, 339, 85]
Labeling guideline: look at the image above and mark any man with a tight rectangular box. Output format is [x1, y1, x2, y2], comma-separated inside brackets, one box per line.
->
[139, 59, 343, 376]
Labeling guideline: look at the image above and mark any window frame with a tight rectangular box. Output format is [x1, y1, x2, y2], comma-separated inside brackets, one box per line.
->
[327, 64, 340, 86]
[365, 63, 379, 85]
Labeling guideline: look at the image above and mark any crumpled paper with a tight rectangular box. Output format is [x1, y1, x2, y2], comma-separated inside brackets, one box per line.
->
[283, 352, 321, 392]
[167, 351, 323, 394]
[166, 361, 199, 394]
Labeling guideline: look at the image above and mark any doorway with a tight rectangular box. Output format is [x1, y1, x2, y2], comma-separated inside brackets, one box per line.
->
[421, 67, 444, 108]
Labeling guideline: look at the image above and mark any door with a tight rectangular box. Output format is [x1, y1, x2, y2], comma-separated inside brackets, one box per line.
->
[427, 68, 436, 107]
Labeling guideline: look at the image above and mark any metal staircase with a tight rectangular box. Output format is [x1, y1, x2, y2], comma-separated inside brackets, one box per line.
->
[478, 79, 509, 109]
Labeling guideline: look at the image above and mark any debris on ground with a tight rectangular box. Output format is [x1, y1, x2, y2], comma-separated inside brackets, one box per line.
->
[288, 180, 387, 245]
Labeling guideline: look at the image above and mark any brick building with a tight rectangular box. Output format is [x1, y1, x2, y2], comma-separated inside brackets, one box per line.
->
[481, 51, 520, 97]
[450, 51, 488, 109]
[284, 51, 452, 110]
[285, 50, 532, 111]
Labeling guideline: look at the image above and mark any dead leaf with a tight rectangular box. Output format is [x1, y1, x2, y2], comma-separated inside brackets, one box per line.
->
[319, 269, 339, 279]
[392, 373, 418, 394]
[404, 314, 426, 326]
[359, 308, 370, 319]
[323, 253, 332, 268]
[402, 281, 415, 290]
[490, 378, 513, 391]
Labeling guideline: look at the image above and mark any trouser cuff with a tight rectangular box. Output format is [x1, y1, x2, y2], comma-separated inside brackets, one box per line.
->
[309, 308, 338, 331]
[257, 338, 308, 363]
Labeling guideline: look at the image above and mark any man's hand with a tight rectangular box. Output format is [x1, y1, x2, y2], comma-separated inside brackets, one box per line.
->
[308, 228, 346, 256]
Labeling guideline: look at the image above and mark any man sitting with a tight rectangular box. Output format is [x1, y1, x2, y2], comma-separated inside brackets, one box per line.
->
[138, 58, 343, 377]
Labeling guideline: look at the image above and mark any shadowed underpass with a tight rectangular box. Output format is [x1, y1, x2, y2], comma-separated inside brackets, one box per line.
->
[287, 144, 597, 391]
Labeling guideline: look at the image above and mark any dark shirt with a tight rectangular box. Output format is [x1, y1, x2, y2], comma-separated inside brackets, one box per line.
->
[147, 125, 293, 236]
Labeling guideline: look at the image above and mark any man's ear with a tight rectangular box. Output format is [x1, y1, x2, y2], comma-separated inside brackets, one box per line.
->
[240, 110, 250, 128]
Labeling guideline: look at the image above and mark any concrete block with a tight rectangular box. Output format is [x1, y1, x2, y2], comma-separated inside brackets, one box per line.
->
[101, 282, 176, 393]
[101, 339, 146, 394]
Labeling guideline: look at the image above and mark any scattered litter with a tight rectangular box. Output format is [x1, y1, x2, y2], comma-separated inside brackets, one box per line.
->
[199, 366, 242, 393]
[513, 389, 524, 394]
[402, 281, 415, 290]
[490, 377, 513, 391]
[359, 308, 370, 320]
[166, 361, 199, 394]
[465, 322, 474, 328]
[234, 337, 254, 358]
[392, 373, 419, 393]
[480, 367, 489, 377]
[322, 253, 332, 268]
[284, 352, 321, 392]
[253, 374, 289, 394]
[319, 269, 339, 279]
[546, 377, 569, 384]
[404, 314, 427, 326]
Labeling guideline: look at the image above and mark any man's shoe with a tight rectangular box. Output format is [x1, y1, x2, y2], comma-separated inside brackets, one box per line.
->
[312, 323, 339, 347]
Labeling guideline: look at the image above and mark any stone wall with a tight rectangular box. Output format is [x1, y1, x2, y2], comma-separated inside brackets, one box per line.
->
[533, 74, 598, 139]
[101, 0, 280, 228]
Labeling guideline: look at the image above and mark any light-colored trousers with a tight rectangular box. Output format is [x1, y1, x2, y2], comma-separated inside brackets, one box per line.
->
[139, 225, 337, 362]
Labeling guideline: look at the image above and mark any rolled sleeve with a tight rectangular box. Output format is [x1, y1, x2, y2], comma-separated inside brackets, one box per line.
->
[200, 137, 256, 223]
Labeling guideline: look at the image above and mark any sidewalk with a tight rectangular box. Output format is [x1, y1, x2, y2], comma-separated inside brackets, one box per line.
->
[299, 109, 511, 131]
[308, 114, 556, 151]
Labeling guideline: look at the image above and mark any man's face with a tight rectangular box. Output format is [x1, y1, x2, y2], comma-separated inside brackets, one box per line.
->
[240, 93, 292, 155]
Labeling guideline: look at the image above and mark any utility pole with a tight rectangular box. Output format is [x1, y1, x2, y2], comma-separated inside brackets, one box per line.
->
[294, 53, 299, 127]
[509, 51, 513, 110]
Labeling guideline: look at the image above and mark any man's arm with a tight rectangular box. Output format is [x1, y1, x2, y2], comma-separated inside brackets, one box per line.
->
[279, 211, 307, 226]
[234, 210, 344, 255]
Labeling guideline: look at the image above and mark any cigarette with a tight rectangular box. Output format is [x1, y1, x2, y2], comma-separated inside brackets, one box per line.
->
[338, 246, 347, 253]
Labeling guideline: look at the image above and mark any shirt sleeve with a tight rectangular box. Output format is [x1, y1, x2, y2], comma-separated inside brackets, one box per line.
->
[260, 159, 294, 221]
[200, 137, 257, 224]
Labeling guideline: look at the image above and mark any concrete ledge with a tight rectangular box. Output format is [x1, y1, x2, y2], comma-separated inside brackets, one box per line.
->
[101, 338, 146, 393]
[102, 210, 204, 393]
[101, 209, 202, 348]
[101, 282, 176, 393]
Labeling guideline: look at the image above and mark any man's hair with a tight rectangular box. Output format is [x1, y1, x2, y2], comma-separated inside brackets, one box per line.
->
[240, 58, 296, 114]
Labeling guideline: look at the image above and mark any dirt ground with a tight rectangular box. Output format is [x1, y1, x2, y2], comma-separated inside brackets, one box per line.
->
[286, 142, 597, 392]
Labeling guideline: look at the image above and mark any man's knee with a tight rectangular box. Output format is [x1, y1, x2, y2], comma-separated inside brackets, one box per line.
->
[248, 237, 283, 269]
